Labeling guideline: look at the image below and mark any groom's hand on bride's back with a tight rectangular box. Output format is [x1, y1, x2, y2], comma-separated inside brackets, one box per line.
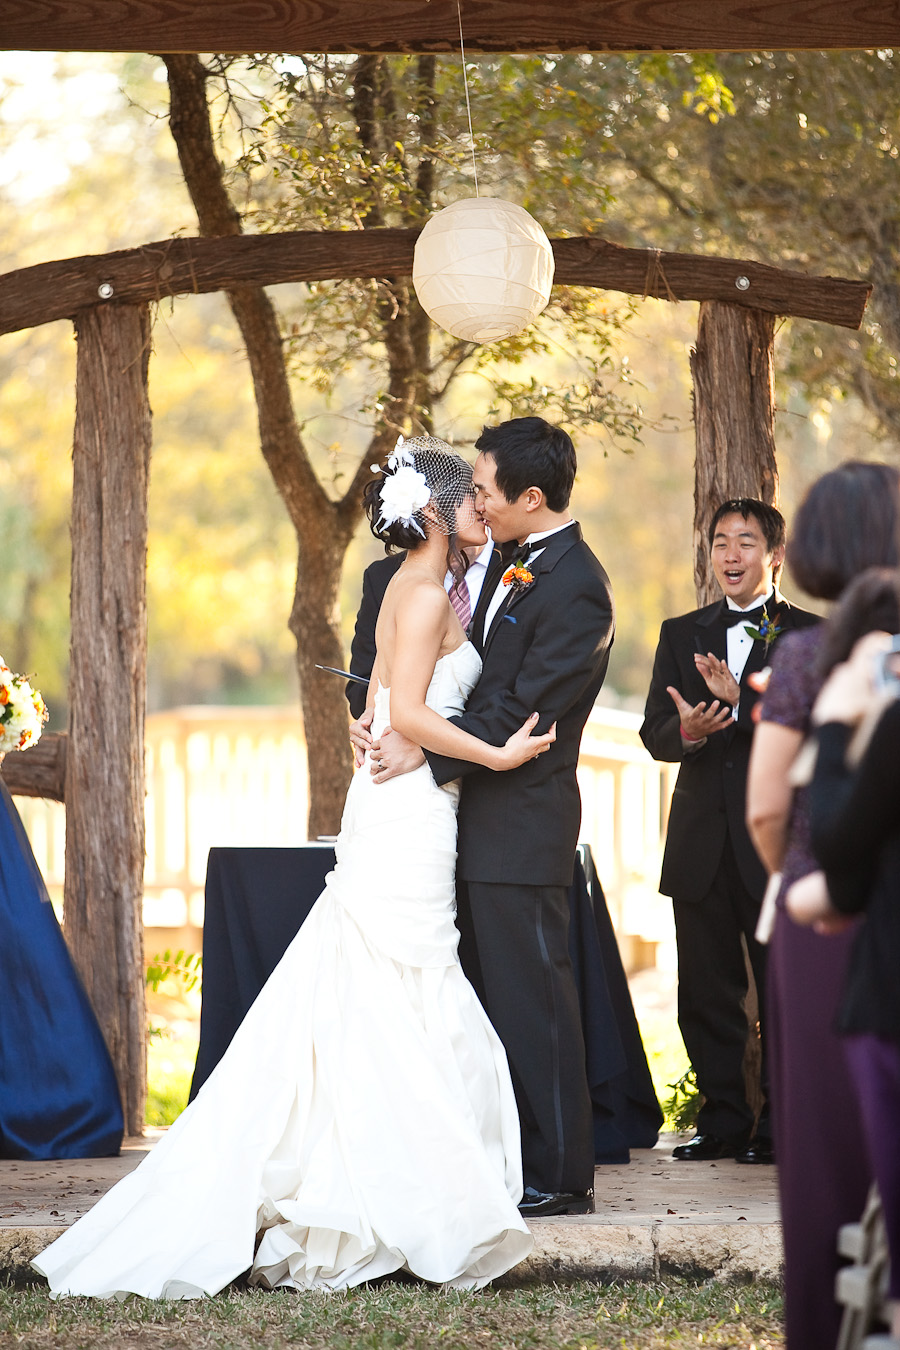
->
[369, 726, 426, 783]
[349, 709, 375, 768]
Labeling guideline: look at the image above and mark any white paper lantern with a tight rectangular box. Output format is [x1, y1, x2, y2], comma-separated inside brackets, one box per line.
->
[413, 197, 555, 344]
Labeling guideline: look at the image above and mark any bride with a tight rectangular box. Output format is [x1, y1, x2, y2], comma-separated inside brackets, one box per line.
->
[34, 436, 554, 1299]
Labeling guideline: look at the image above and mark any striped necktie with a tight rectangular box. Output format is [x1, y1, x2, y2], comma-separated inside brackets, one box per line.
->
[448, 577, 471, 631]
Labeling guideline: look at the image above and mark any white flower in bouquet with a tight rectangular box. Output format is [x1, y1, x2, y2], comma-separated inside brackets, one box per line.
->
[0, 658, 49, 753]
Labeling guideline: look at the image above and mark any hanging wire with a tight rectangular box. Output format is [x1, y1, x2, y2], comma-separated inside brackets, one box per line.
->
[457, 0, 479, 196]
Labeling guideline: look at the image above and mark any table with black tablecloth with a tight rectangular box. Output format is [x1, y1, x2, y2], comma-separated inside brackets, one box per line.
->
[190, 843, 662, 1161]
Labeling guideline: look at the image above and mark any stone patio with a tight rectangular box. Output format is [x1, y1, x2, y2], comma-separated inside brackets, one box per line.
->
[0, 1131, 781, 1286]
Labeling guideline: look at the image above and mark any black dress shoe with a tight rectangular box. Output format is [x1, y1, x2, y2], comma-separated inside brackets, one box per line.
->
[517, 1187, 595, 1216]
[735, 1138, 775, 1164]
[672, 1133, 740, 1161]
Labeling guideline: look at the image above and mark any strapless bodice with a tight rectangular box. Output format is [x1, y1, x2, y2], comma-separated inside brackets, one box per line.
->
[372, 641, 482, 737]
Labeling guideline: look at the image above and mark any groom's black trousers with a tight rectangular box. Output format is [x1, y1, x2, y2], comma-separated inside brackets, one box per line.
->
[456, 879, 595, 1195]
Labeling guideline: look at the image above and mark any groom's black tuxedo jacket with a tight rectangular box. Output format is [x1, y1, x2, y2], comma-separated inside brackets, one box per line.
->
[346, 554, 403, 719]
[640, 595, 820, 903]
[425, 523, 615, 888]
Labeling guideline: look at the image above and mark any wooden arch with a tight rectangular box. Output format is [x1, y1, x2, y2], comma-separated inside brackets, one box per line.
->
[0, 223, 871, 1128]
[0, 12, 883, 1126]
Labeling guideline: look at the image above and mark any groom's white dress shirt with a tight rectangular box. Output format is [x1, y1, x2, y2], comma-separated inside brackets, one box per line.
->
[482, 520, 574, 637]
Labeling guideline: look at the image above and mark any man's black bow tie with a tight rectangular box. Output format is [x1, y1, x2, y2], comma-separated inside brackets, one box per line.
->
[721, 603, 767, 628]
[498, 539, 523, 564]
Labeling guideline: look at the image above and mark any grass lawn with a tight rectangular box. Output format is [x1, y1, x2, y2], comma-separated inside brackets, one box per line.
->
[0, 1278, 784, 1348]
[145, 1031, 197, 1127]
[634, 1008, 692, 1131]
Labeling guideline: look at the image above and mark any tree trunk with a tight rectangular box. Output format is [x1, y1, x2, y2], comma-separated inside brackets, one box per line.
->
[690, 300, 778, 1125]
[164, 52, 355, 836]
[65, 302, 150, 1136]
[163, 53, 429, 835]
[289, 527, 356, 839]
[690, 301, 778, 605]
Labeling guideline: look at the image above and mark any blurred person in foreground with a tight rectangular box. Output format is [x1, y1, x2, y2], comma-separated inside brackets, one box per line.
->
[747, 463, 900, 1350]
[641, 499, 818, 1164]
[790, 570, 900, 1348]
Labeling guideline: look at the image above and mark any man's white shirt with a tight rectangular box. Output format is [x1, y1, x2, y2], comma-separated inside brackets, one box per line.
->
[442, 538, 494, 613]
[722, 588, 782, 722]
[481, 521, 574, 637]
[725, 589, 781, 683]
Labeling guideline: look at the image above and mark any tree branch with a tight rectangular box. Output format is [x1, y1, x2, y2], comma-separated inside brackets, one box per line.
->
[162, 53, 327, 530]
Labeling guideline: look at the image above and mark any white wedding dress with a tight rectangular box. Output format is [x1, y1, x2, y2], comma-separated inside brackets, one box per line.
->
[34, 641, 533, 1298]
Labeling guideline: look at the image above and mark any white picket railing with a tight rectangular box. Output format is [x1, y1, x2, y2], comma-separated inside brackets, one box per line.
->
[15, 703, 678, 970]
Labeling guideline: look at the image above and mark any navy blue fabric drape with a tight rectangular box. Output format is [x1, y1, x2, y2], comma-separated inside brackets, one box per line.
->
[0, 780, 123, 1159]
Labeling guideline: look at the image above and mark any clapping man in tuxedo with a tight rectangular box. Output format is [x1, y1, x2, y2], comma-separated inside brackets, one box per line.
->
[349, 417, 615, 1215]
[640, 499, 819, 1164]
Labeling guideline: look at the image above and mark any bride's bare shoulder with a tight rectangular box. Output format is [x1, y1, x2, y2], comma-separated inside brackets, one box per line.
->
[385, 569, 448, 619]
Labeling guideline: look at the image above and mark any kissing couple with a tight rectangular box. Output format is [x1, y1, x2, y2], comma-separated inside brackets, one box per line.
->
[35, 416, 614, 1297]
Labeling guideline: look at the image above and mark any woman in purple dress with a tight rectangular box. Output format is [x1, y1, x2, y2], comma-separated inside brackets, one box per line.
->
[804, 578, 900, 1347]
[746, 461, 900, 1350]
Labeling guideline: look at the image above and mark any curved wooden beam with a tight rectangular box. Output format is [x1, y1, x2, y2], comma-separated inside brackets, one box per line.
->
[0, 229, 871, 335]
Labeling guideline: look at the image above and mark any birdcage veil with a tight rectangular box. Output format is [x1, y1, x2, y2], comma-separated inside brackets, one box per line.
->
[371, 435, 474, 539]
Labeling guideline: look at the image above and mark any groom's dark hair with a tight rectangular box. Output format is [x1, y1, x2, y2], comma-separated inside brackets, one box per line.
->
[475, 417, 576, 513]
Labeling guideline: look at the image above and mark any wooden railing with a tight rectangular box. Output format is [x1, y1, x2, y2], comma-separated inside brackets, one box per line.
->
[14, 704, 678, 969]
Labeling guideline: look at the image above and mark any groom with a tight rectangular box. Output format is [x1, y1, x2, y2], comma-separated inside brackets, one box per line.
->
[351, 417, 615, 1215]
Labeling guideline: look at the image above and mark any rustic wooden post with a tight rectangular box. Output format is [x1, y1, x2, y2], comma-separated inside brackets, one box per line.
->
[690, 301, 778, 605]
[689, 298, 779, 1119]
[65, 302, 151, 1136]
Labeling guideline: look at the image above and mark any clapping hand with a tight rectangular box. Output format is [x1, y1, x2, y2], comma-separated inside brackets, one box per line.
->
[694, 651, 741, 706]
[666, 685, 733, 742]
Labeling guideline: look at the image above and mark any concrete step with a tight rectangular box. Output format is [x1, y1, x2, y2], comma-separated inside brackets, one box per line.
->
[1, 1134, 783, 1286]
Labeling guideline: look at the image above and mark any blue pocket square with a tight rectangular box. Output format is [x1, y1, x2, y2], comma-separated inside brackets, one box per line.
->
[502, 614, 517, 624]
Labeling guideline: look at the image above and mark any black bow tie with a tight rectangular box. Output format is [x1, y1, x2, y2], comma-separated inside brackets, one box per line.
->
[498, 539, 523, 564]
[721, 602, 767, 628]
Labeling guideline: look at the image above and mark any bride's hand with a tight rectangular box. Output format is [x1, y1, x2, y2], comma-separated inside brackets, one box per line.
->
[497, 714, 556, 770]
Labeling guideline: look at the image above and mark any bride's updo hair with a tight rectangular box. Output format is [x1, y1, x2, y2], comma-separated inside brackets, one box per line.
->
[364, 435, 475, 578]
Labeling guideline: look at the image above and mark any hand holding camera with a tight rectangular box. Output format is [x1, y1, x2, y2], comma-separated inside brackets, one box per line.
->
[812, 630, 897, 727]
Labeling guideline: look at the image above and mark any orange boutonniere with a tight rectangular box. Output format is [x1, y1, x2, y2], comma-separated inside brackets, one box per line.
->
[502, 562, 535, 594]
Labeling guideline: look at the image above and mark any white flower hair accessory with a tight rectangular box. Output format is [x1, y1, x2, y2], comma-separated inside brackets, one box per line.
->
[376, 438, 431, 537]
[370, 433, 475, 539]
[387, 434, 416, 472]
